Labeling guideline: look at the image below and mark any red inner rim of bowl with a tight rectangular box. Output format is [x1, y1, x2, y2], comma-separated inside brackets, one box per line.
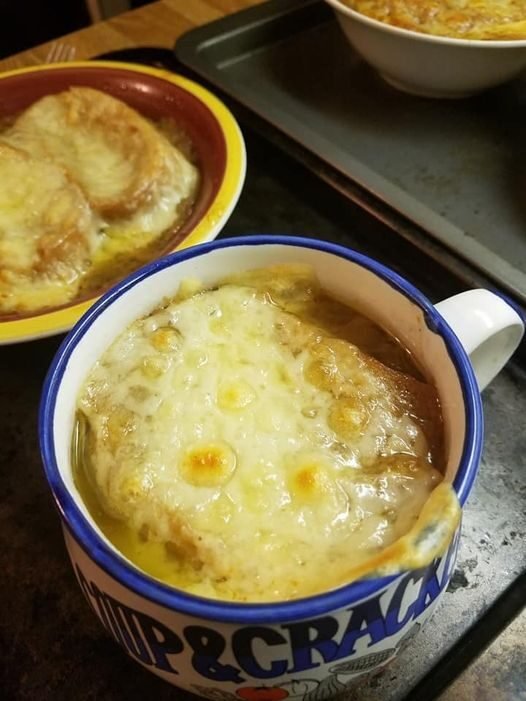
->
[0, 66, 228, 323]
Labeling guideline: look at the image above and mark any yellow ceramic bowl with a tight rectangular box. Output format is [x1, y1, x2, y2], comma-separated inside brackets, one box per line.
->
[0, 61, 246, 343]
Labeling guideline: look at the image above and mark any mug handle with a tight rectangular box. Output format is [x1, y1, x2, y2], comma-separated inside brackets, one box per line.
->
[435, 290, 524, 391]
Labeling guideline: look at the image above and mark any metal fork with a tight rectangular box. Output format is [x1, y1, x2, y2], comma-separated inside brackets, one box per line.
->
[44, 42, 77, 64]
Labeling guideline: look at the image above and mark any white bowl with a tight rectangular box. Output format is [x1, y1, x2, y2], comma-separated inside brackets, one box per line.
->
[325, 0, 526, 98]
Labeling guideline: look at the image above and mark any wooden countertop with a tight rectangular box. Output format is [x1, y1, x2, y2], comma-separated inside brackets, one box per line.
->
[0, 0, 263, 72]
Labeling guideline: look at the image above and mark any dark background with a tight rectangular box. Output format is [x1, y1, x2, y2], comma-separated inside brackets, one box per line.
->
[0, 0, 153, 59]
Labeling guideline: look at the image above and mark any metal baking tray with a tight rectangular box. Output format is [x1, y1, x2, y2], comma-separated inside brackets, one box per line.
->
[175, 0, 526, 305]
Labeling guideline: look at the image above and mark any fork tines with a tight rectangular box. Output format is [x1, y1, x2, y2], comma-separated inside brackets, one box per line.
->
[44, 43, 77, 64]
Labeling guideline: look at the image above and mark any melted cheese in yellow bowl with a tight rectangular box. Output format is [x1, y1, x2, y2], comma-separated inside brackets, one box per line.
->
[342, 0, 526, 40]
[74, 266, 460, 602]
[0, 62, 246, 344]
[0, 87, 199, 316]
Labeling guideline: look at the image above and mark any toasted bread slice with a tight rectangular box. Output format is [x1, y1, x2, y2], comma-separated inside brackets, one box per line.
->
[78, 278, 443, 601]
[0, 142, 98, 314]
[6, 86, 195, 219]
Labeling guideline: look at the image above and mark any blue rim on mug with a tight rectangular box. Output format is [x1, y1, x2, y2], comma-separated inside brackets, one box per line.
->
[39, 235, 484, 623]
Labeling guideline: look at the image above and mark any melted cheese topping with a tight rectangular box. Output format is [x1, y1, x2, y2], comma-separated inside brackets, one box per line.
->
[0, 87, 199, 315]
[75, 266, 459, 602]
[0, 142, 98, 313]
[344, 0, 526, 39]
